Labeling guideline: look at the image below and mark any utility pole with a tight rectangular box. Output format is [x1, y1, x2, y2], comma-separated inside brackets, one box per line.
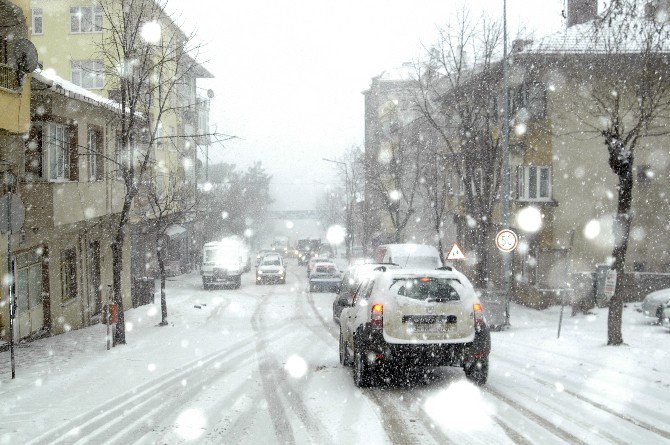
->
[502, 0, 512, 327]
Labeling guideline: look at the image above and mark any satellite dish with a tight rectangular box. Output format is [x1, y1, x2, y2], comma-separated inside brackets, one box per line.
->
[206, 89, 215, 99]
[14, 39, 39, 74]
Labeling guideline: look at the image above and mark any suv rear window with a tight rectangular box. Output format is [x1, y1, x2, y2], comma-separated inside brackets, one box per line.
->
[395, 278, 461, 301]
[316, 265, 336, 274]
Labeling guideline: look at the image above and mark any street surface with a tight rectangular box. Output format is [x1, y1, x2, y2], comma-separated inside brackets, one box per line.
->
[1, 261, 669, 444]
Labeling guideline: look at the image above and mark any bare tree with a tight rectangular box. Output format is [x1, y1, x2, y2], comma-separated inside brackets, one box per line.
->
[94, 0, 220, 344]
[412, 12, 505, 286]
[574, 1, 670, 345]
[146, 174, 195, 326]
[367, 110, 425, 244]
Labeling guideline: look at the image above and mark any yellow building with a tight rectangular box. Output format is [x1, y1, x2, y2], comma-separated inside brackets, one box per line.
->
[29, 0, 212, 280]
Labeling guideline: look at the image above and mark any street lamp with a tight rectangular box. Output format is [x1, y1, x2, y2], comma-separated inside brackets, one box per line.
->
[323, 157, 353, 263]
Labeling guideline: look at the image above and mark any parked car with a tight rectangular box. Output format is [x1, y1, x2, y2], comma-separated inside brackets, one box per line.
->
[201, 240, 244, 289]
[339, 267, 491, 387]
[641, 288, 670, 322]
[333, 263, 400, 324]
[256, 254, 286, 285]
[309, 263, 342, 292]
[373, 243, 443, 269]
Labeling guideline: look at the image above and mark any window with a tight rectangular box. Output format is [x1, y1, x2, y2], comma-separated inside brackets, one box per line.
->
[70, 6, 103, 33]
[32, 9, 43, 35]
[15, 249, 44, 316]
[514, 82, 546, 120]
[46, 122, 69, 181]
[25, 123, 44, 180]
[61, 248, 78, 302]
[71, 60, 104, 89]
[395, 278, 461, 301]
[518, 165, 552, 201]
[87, 126, 104, 181]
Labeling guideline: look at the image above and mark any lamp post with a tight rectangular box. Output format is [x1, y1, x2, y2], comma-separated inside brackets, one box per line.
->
[323, 157, 353, 263]
[501, 0, 512, 327]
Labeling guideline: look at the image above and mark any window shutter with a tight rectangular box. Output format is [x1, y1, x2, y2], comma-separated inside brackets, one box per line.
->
[68, 124, 79, 181]
[25, 123, 43, 179]
[96, 129, 104, 179]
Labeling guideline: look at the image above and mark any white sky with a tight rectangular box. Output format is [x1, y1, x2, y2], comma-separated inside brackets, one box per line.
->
[170, 0, 566, 210]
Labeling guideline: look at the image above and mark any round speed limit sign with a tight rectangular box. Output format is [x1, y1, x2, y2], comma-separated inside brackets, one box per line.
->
[495, 229, 519, 253]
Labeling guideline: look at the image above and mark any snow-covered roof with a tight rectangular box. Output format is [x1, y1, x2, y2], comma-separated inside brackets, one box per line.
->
[376, 62, 417, 82]
[32, 68, 123, 113]
[521, 17, 670, 55]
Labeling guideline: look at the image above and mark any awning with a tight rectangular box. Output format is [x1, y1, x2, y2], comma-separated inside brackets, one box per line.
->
[165, 224, 187, 238]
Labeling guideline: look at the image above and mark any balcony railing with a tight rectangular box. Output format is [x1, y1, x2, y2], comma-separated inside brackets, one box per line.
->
[0, 63, 19, 90]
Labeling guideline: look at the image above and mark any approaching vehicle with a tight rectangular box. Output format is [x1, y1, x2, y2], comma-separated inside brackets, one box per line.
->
[642, 288, 670, 322]
[296, 238, 321, 265]
[373, 243, 443, 269]
[339, 267, 490, 387]
[309, 262, 342, 292]
[201, 239, 245, 289]
[271, 236, 291, 257]
[333, 263, 400, 324]
[255, 249, 274, 267]
[256, 254, 286, 285]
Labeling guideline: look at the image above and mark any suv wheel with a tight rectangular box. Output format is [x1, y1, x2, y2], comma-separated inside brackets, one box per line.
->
[353, 343, 372, 387]
[339, 331, 351, 366]
[464, 359, 488, 386]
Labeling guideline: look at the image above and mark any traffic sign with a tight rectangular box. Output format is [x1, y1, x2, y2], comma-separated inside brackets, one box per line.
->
[0, 193, 25, 234]
[446, 242, 466, 260]
[495, 229, 519, 253]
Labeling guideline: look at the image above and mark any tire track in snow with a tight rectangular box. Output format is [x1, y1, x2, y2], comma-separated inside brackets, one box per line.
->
[251, 282, 334, 445]
[26, 333, 261, 445]
[494, 353, 670, 442]
[483, 386, 589, 445]
[103, 321, 299, 444]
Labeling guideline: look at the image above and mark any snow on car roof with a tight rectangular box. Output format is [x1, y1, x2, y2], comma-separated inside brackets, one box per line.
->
[379, 243, 440, 255]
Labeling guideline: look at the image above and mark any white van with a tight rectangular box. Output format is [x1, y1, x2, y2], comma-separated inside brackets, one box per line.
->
[373, 243, 443, 269]
[201, 239, 244, 289]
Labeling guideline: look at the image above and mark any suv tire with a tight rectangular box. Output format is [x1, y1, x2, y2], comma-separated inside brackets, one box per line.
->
[339, 331, 351, 366]
[464, 359, 488, 386]
[353, 342, 373, 387]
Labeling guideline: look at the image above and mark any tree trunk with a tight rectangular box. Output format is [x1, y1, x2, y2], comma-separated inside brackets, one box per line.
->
[474, 220, 490, 289]
[111, 236, 126, 345]
[607, 170, 633, 345]
[157, 243, 168, 326]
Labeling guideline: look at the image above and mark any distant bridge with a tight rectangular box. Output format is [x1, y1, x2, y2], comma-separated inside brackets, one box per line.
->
[268, 210, 318, 220]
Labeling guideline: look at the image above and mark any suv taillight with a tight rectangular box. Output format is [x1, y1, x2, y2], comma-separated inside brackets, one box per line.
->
[371, 303, 383, 329]
[473, 303, 485, 331]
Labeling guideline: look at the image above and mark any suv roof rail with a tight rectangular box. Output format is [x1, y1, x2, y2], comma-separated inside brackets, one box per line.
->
[436, 265, 453, 271]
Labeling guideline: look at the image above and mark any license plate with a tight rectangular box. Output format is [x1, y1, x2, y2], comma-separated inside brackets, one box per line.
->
[414, 323, 452, 333]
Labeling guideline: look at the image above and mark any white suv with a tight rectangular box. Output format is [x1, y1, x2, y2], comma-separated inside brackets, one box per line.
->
[339, 268, 491, 387]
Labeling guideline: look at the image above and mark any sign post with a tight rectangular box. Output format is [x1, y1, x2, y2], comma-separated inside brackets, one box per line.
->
[495, 229, 519, 327]
[604, 269, 617, 302]
[0, 189, 25, 379]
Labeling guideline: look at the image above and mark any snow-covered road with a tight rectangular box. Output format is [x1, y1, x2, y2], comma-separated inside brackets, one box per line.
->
[1, 261, 669, 444]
